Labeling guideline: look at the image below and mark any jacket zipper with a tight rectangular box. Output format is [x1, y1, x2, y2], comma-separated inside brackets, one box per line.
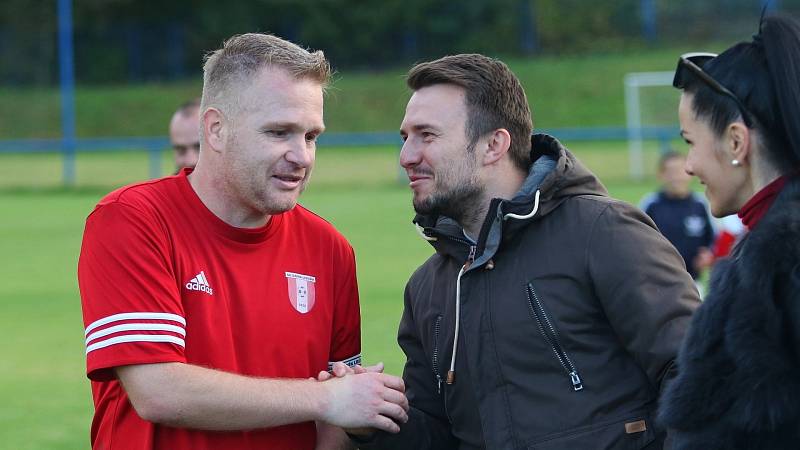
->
[464, 244, 477, 270]
[427, 229, 477, 270]
[525, 283, 584, 391]
[432, 315, 443, 394]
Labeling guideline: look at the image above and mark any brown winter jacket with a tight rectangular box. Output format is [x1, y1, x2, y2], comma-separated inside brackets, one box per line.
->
[356, 134, 700, 450]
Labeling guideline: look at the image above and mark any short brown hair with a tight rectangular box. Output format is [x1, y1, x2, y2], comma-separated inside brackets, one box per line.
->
[201, 33, 331, 114]
[407, 54, 533, 171]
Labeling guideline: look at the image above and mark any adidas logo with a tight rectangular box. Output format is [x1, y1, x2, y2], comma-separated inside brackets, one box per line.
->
[185, 271, 213, 296]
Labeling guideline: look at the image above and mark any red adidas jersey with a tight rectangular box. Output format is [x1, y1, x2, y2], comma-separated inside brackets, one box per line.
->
[78, 169, 361, 450]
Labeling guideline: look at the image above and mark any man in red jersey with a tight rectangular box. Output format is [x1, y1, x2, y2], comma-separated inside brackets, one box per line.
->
[78, 33, 408, 450]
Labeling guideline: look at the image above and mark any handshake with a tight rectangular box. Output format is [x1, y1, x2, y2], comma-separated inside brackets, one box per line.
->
[312, 361, 409, 437]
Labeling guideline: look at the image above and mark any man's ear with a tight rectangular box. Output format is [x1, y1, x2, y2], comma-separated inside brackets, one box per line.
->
[482, 128, 512, 166]
[203, 107, 226, 154]
[726, 121, 751, 166]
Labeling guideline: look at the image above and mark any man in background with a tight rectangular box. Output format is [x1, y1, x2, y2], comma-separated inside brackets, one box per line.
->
[169, 98, 201, 171]
[640, 151, 715, 282]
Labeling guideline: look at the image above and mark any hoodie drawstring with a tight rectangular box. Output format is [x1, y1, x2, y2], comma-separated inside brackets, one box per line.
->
[448, 244, 476, 384]
[503, 189, 541, 221]
[448, 264, 466, 384]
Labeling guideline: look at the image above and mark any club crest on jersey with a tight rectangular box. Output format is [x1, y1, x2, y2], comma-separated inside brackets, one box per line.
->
[285, 272, 316, 314]
[185, 271, 213, 296]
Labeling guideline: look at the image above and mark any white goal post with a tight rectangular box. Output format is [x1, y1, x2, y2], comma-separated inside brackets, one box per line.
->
[624, 71, 675, 180]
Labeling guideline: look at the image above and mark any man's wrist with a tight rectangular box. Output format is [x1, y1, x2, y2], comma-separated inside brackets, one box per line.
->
[307, 378, 333, 422]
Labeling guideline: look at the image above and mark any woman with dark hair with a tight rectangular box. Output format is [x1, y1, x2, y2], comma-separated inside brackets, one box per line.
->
[658, 14, 800, 449]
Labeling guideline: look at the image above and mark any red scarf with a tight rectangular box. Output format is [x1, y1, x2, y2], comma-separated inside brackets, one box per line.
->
[738, 175, 790, 230]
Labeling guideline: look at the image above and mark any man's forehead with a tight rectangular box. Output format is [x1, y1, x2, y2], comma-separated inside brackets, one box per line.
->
[170, 118, 199, 138]
[171, 109, 199, 126]
[410, 84, 465, 105]
[243, 71, 323, 107]
[404, 84, 467, 124]
[250, 65, 323, 93]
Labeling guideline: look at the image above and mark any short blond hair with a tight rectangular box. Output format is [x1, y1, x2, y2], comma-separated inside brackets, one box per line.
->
[201, 33, 330, 114]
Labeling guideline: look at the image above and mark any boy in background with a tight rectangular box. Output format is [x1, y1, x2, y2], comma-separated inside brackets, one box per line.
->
[641, 151, 715, 283]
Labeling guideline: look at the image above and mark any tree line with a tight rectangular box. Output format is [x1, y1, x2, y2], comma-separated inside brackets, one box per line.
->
[0, 0, 792, 85]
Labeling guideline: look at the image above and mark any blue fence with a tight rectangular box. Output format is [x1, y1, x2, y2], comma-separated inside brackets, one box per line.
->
[0, 0, 679, 186]
[0, 126, 678, 184]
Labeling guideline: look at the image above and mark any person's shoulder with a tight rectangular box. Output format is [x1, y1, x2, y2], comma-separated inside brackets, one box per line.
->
[540, 194, 638, 233]
[744, 192, 800, 268]
[95, 175, 180, 213]
[289, 203, 351, 244]
[289, 203, 337, 230]
[569, 192, 643, 218]
[566, 194, 659, 235]
[638, 191, 661, 212]
[88, 175, 181, 225]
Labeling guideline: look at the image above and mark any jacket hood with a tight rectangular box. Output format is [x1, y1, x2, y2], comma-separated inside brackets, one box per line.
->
[412, 134, 608, 263]
[505, 133, 608, 218]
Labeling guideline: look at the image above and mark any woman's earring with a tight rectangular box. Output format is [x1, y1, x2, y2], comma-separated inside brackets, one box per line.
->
[731, 159, 741, 166]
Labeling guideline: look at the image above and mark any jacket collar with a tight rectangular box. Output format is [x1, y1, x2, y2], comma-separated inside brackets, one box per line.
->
[413, 133, 608, 266]
[734, 175, 800, 258]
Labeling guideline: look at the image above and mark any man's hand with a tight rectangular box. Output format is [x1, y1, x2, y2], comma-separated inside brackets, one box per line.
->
[317, 361, 384, 381]
[317, 362, 396, 438]
[320, 364, 408, 434]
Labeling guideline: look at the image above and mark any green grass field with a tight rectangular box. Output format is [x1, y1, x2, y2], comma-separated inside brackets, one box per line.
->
[0, 141, 672, 449]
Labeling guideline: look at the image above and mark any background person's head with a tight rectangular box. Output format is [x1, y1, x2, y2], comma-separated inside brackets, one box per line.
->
[657, 151, 692, 198]
[169, 98, 201, 170]
[400, 54, 533, 223]
[197, 33, 331, 217]
[675, 15, 800, 217]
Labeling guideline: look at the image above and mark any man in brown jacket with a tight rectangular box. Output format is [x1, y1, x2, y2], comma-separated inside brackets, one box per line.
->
[348, 54, 700, 449]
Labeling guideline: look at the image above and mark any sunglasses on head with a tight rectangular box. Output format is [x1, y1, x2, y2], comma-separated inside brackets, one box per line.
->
[673, 52, 755, 126]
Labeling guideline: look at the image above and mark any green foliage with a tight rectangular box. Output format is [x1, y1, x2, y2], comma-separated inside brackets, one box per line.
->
[535, 0, 640, 52]
[1, 46, 700, 140]
[4, 1, 799, 85]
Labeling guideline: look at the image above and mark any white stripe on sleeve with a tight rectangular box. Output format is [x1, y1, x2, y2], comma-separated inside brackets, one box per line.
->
[85, 312, 186, 336]
[85, 323, 186, 345]
[85, 334, 186, 354]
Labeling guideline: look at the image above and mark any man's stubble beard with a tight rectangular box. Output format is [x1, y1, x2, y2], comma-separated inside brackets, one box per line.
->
[260, 169, 313, 215]
[412, 156, 484, 226]
[413, 180, 483, 226]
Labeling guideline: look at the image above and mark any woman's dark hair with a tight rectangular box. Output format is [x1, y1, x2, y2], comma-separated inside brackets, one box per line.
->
[681, 15, 800, 172]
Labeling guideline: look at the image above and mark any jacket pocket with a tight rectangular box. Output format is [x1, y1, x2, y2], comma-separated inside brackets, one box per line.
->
[525, 283, 584, 391]
[527, 412, 657, 450]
